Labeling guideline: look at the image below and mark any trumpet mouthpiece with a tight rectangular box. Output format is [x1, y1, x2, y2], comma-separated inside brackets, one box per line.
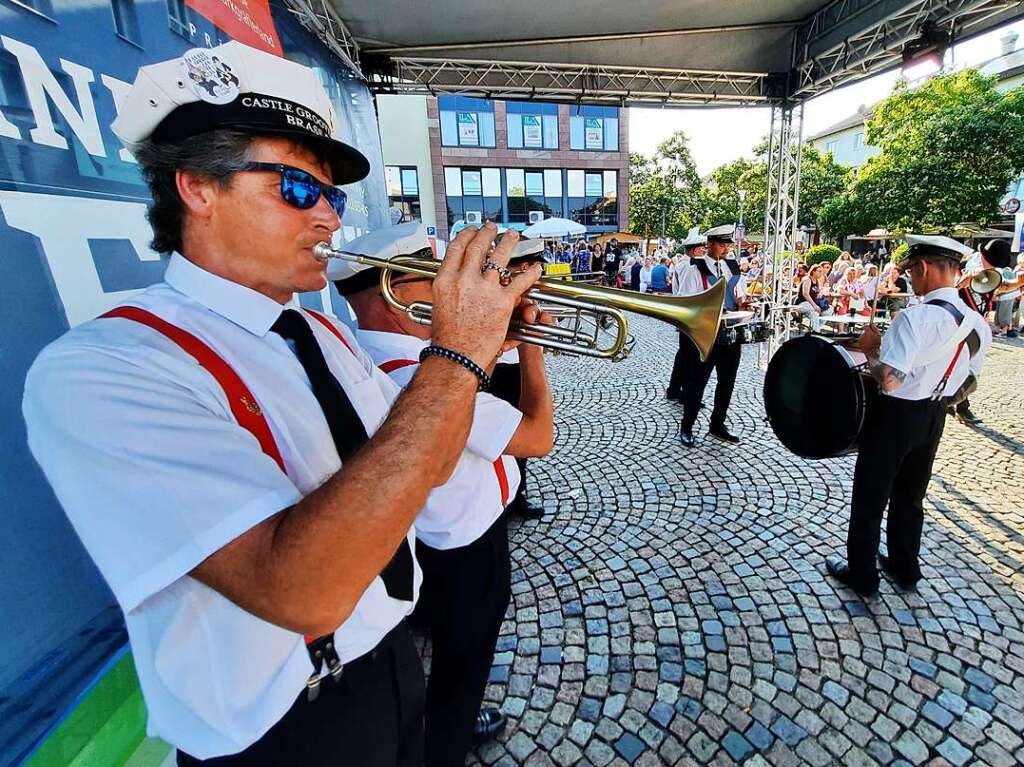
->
[313, 242, 334, 262]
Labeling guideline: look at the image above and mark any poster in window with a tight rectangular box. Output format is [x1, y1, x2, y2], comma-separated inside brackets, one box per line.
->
[523, 115, 542, 148]
[585, 173, 603, 197]
[457, 112, 479, 145]
[584, 118, 603, 150]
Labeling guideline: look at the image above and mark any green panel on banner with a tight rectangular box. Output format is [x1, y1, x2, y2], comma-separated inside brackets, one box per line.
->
[24, 652, 169, 767]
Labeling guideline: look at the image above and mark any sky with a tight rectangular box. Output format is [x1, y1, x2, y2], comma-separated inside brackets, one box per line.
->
[629, 20, 1024, 176]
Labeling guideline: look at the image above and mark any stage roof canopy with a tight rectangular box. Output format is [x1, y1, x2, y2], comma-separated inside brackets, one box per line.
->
[292, 0, 1024, 107]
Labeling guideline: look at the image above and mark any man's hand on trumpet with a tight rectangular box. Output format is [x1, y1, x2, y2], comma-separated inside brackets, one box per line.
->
[431, 224, 542, 370]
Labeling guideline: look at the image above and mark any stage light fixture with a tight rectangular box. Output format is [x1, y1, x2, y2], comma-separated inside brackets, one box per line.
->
[902, 21, 951, 80]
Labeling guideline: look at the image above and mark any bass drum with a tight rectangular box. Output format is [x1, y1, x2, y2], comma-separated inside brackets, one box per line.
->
[763, 335, 879, 458]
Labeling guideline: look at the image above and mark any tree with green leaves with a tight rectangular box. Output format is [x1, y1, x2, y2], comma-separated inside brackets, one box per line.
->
[628, 132, 707, 241]
[703, 145, 848, 232]
[819, 70, 1024, 240]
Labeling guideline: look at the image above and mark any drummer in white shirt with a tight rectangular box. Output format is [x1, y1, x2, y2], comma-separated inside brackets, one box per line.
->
[331, 224, 554, 767]
[826, 235, 991, 597]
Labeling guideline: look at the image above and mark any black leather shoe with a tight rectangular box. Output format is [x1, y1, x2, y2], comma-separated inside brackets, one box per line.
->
[709, 424, 740, 443]
[680, 427, 695, 448]
[956, 407, 982, 425]
[825, 557, 878, 597]
[510, 501, 545, 520]
[474, 707, 507, 742]
[878, 554, 921, 589]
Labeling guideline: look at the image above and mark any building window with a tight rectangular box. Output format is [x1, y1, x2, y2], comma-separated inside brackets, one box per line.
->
[569, 106, 619, 152]
[111, 0, 142, 45]
[438, 96, 496, 148]
[385, 165, 421, 223]
[506, 101, 558, 150]
[853, 132, 865, 149]
[825, 140, 838, 155]
[444, 166, 502, 227]
[568, 169, 617, 226]
[166, 0, 192, 39]
[506, 167, 563, 223]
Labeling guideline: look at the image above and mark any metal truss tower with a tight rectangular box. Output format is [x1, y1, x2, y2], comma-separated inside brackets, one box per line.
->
[762, 101, 805, 359]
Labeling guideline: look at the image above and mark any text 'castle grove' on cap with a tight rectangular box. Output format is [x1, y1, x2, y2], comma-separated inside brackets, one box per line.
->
[111, 41, 370, 185]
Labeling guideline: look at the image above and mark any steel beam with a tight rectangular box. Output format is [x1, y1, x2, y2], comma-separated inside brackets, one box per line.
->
[792, 0, 1022, 98]
[283, 0, 364, 78]
[367, 57, 773, 107]
[763, 102, 805, 358]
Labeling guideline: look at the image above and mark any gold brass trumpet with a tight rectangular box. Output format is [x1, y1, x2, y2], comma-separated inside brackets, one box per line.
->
[314, 243, 726, 361]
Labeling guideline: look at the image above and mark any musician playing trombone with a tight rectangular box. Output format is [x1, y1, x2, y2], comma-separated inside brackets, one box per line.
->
[826, 235, 991, 597]
[22, 42, 541, 767]
[330, 224, 554, 767]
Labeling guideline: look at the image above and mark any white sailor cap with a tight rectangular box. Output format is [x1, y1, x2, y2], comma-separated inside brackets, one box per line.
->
[703, 224, 735, 243]
[682, 226, 706, 249]
[111, 41, 369, 184]
[331, 222, 431, 293]
[898, 234, 973, 267]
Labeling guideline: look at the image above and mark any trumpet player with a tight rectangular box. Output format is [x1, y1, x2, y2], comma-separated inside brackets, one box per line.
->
[22, 41, 541, 767]
[331, 223, 553, 767]
[953, 238, 1012, 424]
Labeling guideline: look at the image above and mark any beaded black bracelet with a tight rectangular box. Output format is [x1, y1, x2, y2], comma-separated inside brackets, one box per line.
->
[419, 345, 491, 391]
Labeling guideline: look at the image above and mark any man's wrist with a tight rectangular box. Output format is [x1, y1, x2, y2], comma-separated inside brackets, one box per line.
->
[418, 353, 481, 392]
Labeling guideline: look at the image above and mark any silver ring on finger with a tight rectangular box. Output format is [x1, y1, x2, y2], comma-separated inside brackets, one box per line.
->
[481, 258, 502, 277]
[499, 267, 513, 287]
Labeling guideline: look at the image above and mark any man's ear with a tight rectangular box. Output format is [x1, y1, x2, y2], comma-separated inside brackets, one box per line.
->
[176, 170, 220, 220]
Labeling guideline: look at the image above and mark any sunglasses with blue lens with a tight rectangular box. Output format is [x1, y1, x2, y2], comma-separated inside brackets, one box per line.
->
[239, 162, 347, 218]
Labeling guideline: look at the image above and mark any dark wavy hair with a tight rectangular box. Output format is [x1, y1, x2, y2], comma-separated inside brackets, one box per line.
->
[132, 130, 256, 255]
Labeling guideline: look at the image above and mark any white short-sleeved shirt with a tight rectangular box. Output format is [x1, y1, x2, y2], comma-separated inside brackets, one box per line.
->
[678, 256, 748, 301]
[879, 286, 991, 401]
[22, 253, 421, 758]
[356, 330, 522, 550]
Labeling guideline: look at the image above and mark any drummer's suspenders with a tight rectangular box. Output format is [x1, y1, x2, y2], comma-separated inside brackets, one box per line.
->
[694, 259, 739, 310]
[101, 305, 357, 701]
[923, 299, 981, 401]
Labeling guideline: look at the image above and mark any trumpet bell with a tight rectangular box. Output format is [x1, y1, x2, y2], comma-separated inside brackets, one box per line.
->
[970, 269, 1002, 294]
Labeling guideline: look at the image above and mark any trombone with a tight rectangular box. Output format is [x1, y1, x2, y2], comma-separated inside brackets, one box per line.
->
[314, 243, 726, 361]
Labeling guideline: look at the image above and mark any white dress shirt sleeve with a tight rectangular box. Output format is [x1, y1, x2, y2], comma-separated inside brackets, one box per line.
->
[23, 343, 304, 613]
[465, 392, 523, 461]
[878, 311, 919, 377]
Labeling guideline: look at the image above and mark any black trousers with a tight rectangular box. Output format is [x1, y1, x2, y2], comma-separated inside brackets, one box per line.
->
[677, 334, 741, 431]
[847, 396, 946, 586]
[416, 516, 512, 767]
[177, 623, 425, 767]
[489, 363, 527, 510]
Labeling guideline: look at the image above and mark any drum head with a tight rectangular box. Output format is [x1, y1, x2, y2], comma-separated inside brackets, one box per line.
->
[764, 336, 865, 458]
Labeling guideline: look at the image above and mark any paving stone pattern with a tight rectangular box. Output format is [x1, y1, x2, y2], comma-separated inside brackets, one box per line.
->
[458, 318, 1024, 766]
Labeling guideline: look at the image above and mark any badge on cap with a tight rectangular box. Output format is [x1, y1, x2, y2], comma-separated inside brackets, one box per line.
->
[180, 48, 240, 105]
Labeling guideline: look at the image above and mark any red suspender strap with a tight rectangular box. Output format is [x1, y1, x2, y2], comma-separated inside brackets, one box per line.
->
[100, 306, 286, 473]
[493, 458, 511, 507]
[304, 308, 353, 353]
[379, 358, 418, 374]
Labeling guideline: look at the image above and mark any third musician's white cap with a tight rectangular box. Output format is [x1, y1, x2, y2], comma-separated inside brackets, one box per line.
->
[703, 224, 735, 243]
[111, 41, 369, 184]
[682, 226, 705, 249]
[899, 234, 973, 267]
[330, 222, 432, 293]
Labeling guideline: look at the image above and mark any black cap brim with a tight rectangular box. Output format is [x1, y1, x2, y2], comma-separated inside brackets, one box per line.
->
[152, 94, 370, 185]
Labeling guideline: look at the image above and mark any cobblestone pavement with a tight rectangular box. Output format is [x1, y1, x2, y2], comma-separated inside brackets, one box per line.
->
[440, 315, 1024, 767]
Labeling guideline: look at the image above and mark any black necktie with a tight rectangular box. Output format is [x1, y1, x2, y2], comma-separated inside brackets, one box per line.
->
[271, 309, 414, 602]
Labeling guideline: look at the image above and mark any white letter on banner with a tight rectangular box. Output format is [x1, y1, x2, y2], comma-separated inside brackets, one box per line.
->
[0, 191, 158, 327]
[100, 73, 137, 163]
[0, 102, 20, 139]
[1, 36, 107, 157]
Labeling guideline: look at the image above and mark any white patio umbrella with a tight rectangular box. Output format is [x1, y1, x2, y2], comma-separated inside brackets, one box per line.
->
[523, 217, 586, 239]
